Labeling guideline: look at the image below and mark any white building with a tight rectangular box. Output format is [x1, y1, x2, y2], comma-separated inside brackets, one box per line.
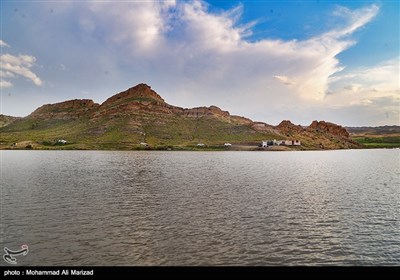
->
[284, 140, 301, 146]
[261, 141, 267, 147]
[284, 140, 293, 146]
[262, 140, 274, 147]
[262, 139, 301, 147]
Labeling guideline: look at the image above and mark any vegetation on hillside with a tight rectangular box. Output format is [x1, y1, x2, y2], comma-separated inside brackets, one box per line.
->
[352, 135, 400, 148]
[0, 84, 367, 151]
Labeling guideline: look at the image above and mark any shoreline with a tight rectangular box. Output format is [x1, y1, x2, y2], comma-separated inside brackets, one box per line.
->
[1, 146, 398, 152]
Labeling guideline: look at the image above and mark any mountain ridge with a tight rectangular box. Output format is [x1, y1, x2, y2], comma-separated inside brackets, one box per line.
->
[0, 83, 361, 150]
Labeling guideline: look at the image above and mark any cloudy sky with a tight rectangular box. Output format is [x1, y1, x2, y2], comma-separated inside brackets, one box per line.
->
[1, 0, 399, 126]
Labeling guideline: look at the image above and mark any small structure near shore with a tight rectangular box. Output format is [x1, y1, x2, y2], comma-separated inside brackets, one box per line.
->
[262, 139, 301, 147]
[292, 140, 301, 146]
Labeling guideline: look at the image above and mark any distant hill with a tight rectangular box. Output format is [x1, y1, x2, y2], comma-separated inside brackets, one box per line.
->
[345, 125, 400, 148]
[0, 83, 360, 150]
[0, 114, 20, 128]
[346, 126, 400, 135]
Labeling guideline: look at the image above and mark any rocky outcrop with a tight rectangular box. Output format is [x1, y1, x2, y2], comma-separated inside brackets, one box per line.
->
[29, 99, 99, 120]
[101, 83, 164, 109]
[182, 106, 230, 118]
[209, 106, 230, 117]
[307, 120, 350, 138]
[92, 83, 171, 119]
[276, 120, 304, 135]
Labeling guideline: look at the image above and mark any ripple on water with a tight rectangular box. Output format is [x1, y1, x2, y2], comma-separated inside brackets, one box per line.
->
[1, 150, 399, 265]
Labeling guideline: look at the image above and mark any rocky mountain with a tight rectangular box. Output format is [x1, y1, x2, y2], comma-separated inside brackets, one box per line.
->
[274, 119, 358, 149]
[0, 83, 359, 150]
[30, 99, 100, 120]
[308, 120, 350, 138]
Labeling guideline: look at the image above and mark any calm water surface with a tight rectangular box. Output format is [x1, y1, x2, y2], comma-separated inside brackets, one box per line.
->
[1, 149, 399, 265]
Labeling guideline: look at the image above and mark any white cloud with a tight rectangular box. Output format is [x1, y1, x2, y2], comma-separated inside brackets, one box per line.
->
[85, 1, 175, 54]
[323, 58, 399, 125]
[0, 70, 16, 78]
[7, 1, 392, 125]
[360, 99, 373, 105]
[63, 1, 384, 125]
[0, 80, 13, 88]
[0, 53, 43, 87]
[329, 5, 380, 38]
[179, 1, 251, 51]
[344, 84, 362, 92]
[274, 75, 295, 86]
[0, 40, 10, 48]
[329, 58, 399, 99]
[60, 1, 380, 99]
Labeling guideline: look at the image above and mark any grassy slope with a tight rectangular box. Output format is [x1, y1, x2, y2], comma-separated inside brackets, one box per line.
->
[0, 115, 20, 128]
[352, 135, 400, 148]
[0, 98, 364, 151]
[0, 112, 280, 150]
[347, 126, 400, 148]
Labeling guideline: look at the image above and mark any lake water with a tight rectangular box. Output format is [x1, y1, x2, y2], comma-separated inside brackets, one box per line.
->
[1, 149, 399, 266]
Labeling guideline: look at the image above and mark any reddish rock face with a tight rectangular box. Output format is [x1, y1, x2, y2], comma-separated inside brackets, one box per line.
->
[276, 120, 304, 135]
[29, 99, 99, 120]
[209, 106, 230, 117]
[92, 84, 169, 119]
[182, 106, 230, 118]
[92, 84, 236, 121]
[307, 120, 350, 138]
[101, 83, 165, 108]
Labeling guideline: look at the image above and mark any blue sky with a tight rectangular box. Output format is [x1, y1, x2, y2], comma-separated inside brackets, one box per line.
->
[1, 0, 399, 126]
[209, 1, 399, 65]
